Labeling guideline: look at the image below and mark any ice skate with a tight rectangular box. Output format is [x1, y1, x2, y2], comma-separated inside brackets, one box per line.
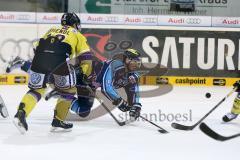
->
[222, 112, 238, 122]
[0, 96, 8, 118]
[13, 104, 28, 134]
[50, 118, 73, 132]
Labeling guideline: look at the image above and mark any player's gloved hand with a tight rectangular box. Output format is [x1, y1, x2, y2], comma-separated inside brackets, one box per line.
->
[113, 98, 131, 112]
[128, 74, 139, 84]
[75, 66, 89, 86]
[129, 103, 142, 120]
[233, 80, 240, 92]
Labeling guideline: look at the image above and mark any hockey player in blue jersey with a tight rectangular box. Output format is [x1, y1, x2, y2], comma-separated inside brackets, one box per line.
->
[72, 48, 142, 120]
[7, 48, 142, 125]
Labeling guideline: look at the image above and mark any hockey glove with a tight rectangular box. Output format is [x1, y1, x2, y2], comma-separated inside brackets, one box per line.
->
[129, 103, 142, 120]
[75, 66, 89, 86]
[233, 80, 240, 92]
[113, 98, 131, 112]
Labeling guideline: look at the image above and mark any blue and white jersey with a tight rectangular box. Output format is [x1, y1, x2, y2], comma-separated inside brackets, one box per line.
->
[96, 59, 140, 106]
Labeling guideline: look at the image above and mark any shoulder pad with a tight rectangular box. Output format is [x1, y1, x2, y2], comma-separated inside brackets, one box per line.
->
[111, 59, 124, 68]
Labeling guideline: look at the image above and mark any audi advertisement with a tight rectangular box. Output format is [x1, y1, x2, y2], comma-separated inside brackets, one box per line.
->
[1, 25, 240, 77]
[1, 12, 240, 27]
[158, 15, 211, 26]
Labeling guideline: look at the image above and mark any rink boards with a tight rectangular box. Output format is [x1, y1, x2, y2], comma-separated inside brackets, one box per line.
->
[0, 74, 239, 86]
[0, 24, 240, 86]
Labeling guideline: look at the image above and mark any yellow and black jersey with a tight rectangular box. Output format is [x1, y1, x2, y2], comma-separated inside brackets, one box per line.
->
[32, 25, 92, 76]
[39, 25, 90, 57]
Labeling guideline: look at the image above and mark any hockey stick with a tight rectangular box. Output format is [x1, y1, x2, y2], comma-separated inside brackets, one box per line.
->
[94, 95, 130, 126]
[139, 115, 168, 133]
[45, 87, 129, 126]
[45, 89, 168, 132]
[77, 86, 134, 126]
[199, 122, 240, 141]
[171, 87, 237, 131]
[73, 87, 169, 131]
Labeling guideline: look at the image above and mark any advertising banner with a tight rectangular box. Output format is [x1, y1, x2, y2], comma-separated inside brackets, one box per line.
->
[36, 13, 62, 24]
[0, 24, 240, 78]
[158, 15, 211, 27]
[80, 0, 240, 17]
[0, 74, 28, 85]
[0, 12, 35, 23]
[212, 17, 240, 27]
[82, 28, 240, 77]
[80, 13, 125, 24]
[142, 76, 240, 86]
[1, 12, 240, 28]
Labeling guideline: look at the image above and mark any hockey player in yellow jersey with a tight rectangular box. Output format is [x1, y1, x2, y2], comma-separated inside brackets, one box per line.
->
[13, 12, 93, 134]
[222, 81, 240, 122]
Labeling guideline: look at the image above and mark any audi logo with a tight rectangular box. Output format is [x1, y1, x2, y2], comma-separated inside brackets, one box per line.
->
[17, 15, 31, 20]
[186, 18, 201, 24]
[0, 39, 36, 63]
[143, 18, 157, 24]
[105, 16, 119, 23]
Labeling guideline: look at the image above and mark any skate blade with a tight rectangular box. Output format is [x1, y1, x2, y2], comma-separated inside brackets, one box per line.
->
[12, 118, 27, 135]
[0, 104, 9, 118]
[50, 127, 72, 133]
[69, 109, 77, 115]
[0, 98, 9, 118]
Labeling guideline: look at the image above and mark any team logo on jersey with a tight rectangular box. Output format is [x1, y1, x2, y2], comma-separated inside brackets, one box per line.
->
[31, 73, 41, 84]
[55, 76, 67, 87]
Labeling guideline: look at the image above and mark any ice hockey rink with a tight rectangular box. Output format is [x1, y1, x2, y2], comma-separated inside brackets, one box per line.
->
[0, 85, 239, 160]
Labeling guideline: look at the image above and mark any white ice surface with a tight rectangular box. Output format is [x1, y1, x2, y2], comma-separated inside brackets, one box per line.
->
[0, 85, 240, 160]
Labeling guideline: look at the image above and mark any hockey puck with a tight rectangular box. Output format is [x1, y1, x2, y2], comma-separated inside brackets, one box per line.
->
[205, 93, 211, 98]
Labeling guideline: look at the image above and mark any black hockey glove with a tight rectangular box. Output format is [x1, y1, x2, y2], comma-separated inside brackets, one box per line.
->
[113, 98, 131, 112]
[75, 66, 89, 86]
[129, 103, 142, 120]
[233, 80, 240, 92]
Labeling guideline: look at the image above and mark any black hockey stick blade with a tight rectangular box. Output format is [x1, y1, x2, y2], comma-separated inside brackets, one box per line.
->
[171, 122, 195, 131]
[199, 123, 240, 141]
[199, 123, 222, 141]
[158, 129, 168, 134]
[139, 116, 168, 134]
[118, 119, 135, 126]
[118, 121, 127, 126]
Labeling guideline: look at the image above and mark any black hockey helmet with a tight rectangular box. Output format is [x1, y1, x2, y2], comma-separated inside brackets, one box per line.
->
[124, 48, 141, 60]
[123, 48, 141, 70]
[61, 12, 81, 30]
